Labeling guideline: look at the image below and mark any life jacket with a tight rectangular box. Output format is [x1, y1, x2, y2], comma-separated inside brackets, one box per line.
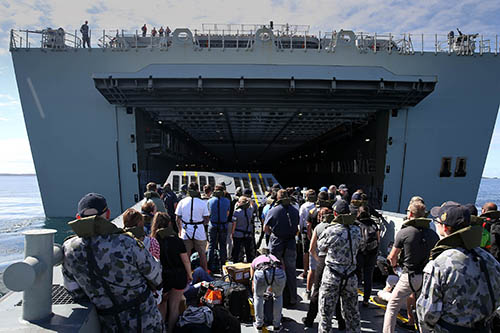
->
[329, 213, 358, 292]
[67, 216, 150, 332]
[143, 191, 161, 200]
[430, 224, 483, 260]
[429, 225, 496, 333]
[400, 217, 433, 274]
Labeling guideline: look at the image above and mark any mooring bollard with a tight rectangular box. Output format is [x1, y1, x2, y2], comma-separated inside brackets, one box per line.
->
[2, 229, 62, 322]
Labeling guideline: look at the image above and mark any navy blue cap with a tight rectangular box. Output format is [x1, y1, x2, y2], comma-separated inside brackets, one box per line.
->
[351, 192, 362, 201]
[431, 201, 470, 229]
[333, 199, 350, 214]
[78, 193, 108, 217]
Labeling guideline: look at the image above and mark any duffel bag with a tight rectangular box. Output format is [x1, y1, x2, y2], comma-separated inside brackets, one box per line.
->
[224, 283, 251, 323]
[212, 305, 241, 333]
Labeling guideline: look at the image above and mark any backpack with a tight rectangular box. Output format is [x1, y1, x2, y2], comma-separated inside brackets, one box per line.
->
[211, 305, 241, 332]
[359, 219, 379, 253]
[200, 277, 251, 323]
[224, 283, 251, 322]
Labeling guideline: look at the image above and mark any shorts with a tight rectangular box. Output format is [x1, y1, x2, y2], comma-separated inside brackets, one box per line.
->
[301, 233, 310, 254]
[183, 239, 208, 256]
[163, 268, 188, 291]
[309, 253, 317, 270]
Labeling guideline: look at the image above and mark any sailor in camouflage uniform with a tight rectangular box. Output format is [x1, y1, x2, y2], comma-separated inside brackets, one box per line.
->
[317, 199, 362, 333]
[62, 193, 164, 332]
[417, 202, 500, 333]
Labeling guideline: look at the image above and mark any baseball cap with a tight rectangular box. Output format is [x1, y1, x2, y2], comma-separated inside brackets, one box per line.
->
[333, 199, 350, 214]
[338, 184, 348, 191]
[319, 186, 328, 192]
[243, 188, 253, 197]
[78, 193, 108, 217]
[431, 201, 470, 229]
[351, 192, 362, 201]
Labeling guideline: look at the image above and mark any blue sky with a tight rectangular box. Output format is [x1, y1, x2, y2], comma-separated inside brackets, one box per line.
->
[1, 0, 500, 175]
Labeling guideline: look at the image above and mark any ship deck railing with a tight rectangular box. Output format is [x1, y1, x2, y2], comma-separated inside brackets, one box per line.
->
[10, 27, 500, 56]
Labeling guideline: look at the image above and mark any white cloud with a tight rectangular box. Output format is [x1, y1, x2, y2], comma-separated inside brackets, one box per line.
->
[0, 93, 20, 108]
[0, 100, 19, 107]
[0, 94, 16, 100]
[0, 137, 35, 174]
[0, 117, 7, 121]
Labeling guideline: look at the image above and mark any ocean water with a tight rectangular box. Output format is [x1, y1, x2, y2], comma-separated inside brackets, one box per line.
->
[0, 175, 499, 296]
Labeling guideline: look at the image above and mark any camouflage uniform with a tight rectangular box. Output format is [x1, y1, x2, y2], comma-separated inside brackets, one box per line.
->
[62, 216, 164, 332]
[317, 220, 362, 333]
[417, 246, 500, 332]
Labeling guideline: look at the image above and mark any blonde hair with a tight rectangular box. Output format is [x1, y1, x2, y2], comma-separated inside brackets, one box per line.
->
[408, 201, 426, 218]
[146, 182, 157, 191]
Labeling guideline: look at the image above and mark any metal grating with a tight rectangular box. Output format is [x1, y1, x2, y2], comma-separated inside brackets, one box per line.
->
[14, 285, 76, 306]
[52, 284, 75, 305]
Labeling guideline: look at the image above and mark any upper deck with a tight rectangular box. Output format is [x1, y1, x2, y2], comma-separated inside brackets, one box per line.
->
[10, 23, 500, 57]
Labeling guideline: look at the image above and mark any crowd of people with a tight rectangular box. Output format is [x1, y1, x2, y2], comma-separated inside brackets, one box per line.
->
[61, 180, 500, 332]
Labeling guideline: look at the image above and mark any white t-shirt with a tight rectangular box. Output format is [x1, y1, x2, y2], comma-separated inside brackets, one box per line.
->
[299, 201, 316, 232]
[175, 197, 209, 240]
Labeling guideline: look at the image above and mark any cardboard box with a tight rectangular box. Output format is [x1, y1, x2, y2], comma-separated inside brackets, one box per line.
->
[223, 262, 252, 285]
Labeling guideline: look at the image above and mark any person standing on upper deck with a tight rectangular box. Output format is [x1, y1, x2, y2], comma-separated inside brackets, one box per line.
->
[80, 20, 90, 48]
[141, 24, 147, 37]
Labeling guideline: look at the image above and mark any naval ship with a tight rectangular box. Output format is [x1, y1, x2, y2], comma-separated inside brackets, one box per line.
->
[8, 23, 500, 218]
[1, 23, 499, 331]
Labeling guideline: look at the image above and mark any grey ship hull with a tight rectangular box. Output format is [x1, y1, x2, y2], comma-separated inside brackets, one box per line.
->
[10, 28, 500, 217]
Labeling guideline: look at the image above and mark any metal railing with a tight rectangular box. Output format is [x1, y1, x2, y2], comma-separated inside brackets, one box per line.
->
[10, 27, 500, 56]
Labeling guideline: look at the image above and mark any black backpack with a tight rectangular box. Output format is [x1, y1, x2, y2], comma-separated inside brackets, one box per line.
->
[211, 305, 241, 332]
[224, 283, 251, 323]
[358, 219, 379, 253]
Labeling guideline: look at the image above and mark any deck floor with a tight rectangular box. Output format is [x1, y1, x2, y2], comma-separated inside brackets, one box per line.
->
[241, 270, 412, 332]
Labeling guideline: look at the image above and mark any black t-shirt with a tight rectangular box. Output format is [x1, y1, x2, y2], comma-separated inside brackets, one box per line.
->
[394, 226, 439, 273]
[157, 234, 188, 290]
[157, 235, 187, 271]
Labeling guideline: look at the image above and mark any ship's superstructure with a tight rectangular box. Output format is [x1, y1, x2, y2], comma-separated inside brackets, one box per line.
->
[9, 24, 500, 217]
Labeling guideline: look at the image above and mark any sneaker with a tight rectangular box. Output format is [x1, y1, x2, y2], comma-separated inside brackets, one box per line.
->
[301, 316, 313, 328]
[271, 325, 283, 332]
[303, 290, 311, 301]
[372, 296, 387, 305]
[253, 324, 263, 332]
